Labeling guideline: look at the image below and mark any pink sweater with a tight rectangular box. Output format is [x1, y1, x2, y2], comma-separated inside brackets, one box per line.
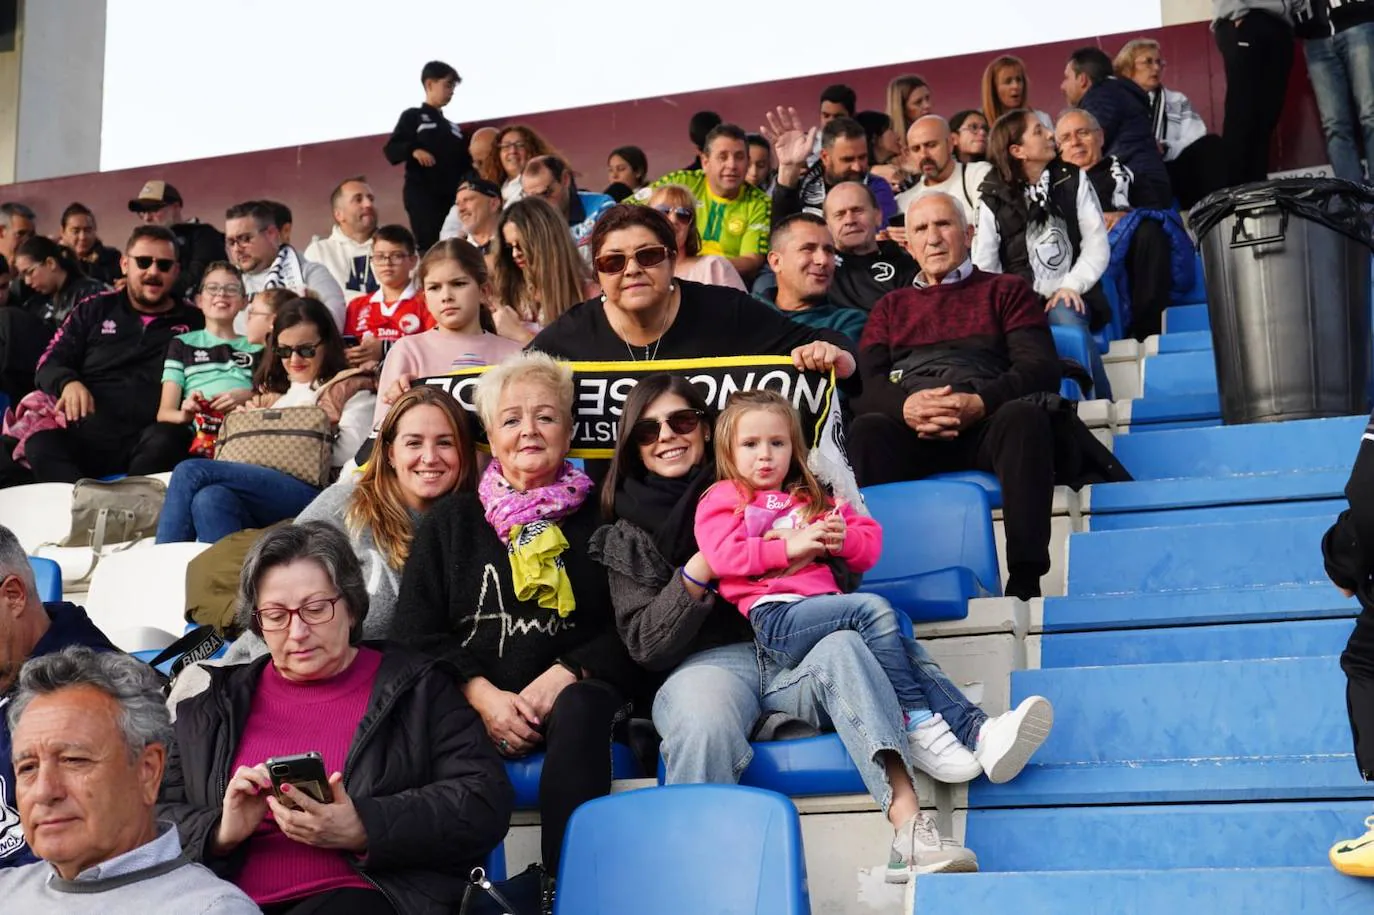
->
[694, 481, 882, 615]
[230, 647, 382, 905]
[373, 329, 521, 425]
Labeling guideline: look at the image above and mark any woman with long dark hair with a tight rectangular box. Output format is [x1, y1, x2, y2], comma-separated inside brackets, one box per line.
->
[489, 197, 597, 344]
[972, 109, 1111, 332]
[155, 297, 377, 543]
[12, 234, 107, 330]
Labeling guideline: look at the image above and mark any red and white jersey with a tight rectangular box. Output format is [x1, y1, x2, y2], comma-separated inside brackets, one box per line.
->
[343, 283, 434, 340]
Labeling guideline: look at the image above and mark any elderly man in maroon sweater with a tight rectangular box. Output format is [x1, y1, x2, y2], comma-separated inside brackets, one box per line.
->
[849, 193, 1062, 600]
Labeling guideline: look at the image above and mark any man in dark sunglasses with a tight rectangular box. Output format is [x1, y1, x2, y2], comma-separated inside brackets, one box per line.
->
[21, 225, 204, 485]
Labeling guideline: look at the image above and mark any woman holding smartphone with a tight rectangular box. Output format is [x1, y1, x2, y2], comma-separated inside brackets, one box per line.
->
[159, 522, 513, 915]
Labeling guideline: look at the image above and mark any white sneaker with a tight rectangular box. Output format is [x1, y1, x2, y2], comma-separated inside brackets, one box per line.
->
[975, 695, 1054, 784]
[907, 713, 982, 783]
[886, 812, 979, 883]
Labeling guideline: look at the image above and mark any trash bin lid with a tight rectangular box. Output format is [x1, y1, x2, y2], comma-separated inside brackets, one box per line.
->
[1192, 177, 1374, 250]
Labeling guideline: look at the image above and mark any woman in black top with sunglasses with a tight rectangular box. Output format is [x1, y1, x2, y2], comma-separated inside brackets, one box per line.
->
[156, 298, 377, 543]
[528, 205, 858, 479]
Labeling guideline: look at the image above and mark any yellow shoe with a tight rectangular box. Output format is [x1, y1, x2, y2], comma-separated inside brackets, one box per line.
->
[1331, 816, 1374, 877]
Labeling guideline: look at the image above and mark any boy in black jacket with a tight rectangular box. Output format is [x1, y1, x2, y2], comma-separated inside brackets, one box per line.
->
[384, 61, 472, 251]
[1324, 410, 1374, 875]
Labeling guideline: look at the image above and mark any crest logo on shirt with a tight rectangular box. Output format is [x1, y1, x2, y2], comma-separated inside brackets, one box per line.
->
[727, 217, 746, 236]
[192, 349, 210, 364]
[100, 319, 118, 335]
[398, 313, 421, 334]
[0, 778, 24, 859]
[356, 306, 371, 327]
[1032, 226, 1072, 273]
[231, 351, 255, 368]
[872, 262, 896, 283]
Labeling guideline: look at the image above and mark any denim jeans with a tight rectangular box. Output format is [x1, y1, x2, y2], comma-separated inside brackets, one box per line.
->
[155, 459, 321, 543]
[652, 633, 988, 813]
[751, 593, 924, 710]
[1304, 24, 1374, 184]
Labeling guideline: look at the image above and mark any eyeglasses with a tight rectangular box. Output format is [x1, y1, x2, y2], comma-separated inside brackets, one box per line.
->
[371, 252, 413, 264]
[274, 342, 322, 360]
[227, 230, 263, 249]
[630, 409, 705, 445]
[253, 595, 342, 631]
[593, 245, 670, 275]
[1137, 56, 1166, 68]
[959, 124, 989, 135]
[653, 205, 694, 224]
[202, 282, 244, 297]
[499, 141, 529, 152]
[132, 256, 176, 272]
[245, 308, 274, 320]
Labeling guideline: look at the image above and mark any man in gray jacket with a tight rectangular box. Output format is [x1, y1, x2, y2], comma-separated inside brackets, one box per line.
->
[0, 647, 257, 913]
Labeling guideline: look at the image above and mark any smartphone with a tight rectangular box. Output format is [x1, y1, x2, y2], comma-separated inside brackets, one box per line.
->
[266, 752, 331, 808]
[342, 335, 361, 347]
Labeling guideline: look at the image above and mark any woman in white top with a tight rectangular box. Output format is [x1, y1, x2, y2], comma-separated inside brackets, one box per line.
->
[647, 184, 747, 291]
[155, 297, 376, 543]
[971, 109, 1110, 333]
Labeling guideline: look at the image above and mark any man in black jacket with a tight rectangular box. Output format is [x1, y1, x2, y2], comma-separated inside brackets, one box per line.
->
[128, 181, 226, 301]
[0, 524, 120, 870]
[823, 181, 917, 312]
[1062, 47, 1174, 209]
[24, 226, 203, 482]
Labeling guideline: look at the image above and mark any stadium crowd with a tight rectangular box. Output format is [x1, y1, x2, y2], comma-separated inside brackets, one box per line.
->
[1, 2, 1372, 909]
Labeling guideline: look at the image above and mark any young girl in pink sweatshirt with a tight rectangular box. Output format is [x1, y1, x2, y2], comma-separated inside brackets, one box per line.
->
[693, 390, 940, 741]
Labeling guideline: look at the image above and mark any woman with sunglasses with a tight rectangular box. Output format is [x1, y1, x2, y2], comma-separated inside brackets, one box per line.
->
[528, 205, 857, 478]
[155, 298, 377, 544]
[646, 184, 746, 291]
[159, 522, 512, 915]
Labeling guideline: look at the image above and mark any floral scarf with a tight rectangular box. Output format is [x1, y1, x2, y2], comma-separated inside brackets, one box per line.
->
[478, 458, 594, 617]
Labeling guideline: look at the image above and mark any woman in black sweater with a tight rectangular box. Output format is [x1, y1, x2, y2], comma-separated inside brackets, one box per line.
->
[394, 351, 642, 902]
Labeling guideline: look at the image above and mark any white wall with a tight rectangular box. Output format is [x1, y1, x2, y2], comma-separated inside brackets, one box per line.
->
[98, 0, 1163, 172]
[16, 0, 105, 181]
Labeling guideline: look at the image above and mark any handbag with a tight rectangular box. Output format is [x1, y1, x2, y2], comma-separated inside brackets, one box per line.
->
[215, 405, 334, 487]
[39, 476, 167, 582]
[459, 864, 547, 915]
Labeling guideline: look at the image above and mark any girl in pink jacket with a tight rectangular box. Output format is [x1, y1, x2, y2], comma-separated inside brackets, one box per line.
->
[693, 390, 938, 740]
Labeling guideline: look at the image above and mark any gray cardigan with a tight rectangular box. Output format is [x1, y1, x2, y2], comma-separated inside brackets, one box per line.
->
[588, 519, 753, 673]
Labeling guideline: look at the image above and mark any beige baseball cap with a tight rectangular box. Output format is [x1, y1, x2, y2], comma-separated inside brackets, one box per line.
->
[128, 180, 183, 212]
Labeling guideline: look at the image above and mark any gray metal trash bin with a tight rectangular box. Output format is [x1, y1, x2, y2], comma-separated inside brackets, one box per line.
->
[1193, 177, 1374, 425]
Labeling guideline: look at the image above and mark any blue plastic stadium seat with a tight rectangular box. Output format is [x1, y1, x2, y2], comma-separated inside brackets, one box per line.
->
[1162, 303, 1209, 334]
[29, 556, 61, 603]
[506, 743, 641, 809]
[860, 480, 1002, 621]
[1050, 324, 1112, 400]
[555, 785, 810, 915]
[1141, 350, 1217, 399]
[930, 470, 1001, 509]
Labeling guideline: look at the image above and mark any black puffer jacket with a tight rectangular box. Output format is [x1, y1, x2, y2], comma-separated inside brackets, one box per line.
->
[158, 643, 514, 915]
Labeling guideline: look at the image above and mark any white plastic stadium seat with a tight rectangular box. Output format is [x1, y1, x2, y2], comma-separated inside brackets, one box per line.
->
[0, 482, 74, 552]
[85, 541, 211, 650]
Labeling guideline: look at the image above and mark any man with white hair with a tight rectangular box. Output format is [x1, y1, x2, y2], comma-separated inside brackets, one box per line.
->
[0, 647, 257, 910]
[0, 526, 120, 870]
[1056, 107, 1182, 341]
[850, 193, 1076, 601]
[894, 116, 992, 225]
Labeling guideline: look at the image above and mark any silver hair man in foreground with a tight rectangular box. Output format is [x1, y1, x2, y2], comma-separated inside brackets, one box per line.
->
[0, 646, 259, 913]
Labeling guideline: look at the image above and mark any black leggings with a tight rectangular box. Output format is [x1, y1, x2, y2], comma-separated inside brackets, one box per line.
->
[1343, 601, 1374, 780]
[538, 678, 628, 873]
[260, 887, 395, 914]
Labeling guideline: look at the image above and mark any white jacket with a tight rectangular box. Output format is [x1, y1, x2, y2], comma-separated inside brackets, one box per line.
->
[236, 253, 348, 331]
[1150, 87, 1209, 163]
[971, 168, 1110, 298]
[303, 226, 376, 297]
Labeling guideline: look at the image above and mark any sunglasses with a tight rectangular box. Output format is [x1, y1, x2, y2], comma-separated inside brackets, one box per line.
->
[653, 205, 694, 224]
[132, 256, 176, 271]
[593, 245, 670, 275]
[274, 342, 321, 360]
[630, 409, 705, 445]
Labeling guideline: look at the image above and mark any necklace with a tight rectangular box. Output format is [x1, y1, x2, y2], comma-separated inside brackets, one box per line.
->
[617, 289, 675, 363]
